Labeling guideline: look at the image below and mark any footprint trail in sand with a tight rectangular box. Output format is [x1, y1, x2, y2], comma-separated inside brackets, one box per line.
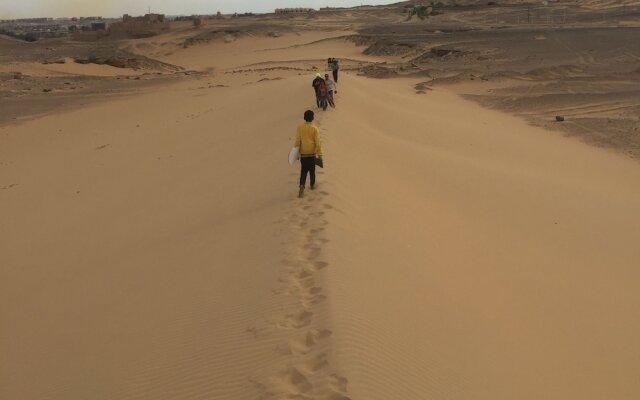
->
[253, 134, 350, 400]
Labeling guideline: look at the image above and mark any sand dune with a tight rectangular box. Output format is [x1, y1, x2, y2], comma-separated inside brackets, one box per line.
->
[150, 31, 383, 71]
[0, 58, 142, 77]
[1, 76, 304, 399]
[2, 15, 640, 400]
[323, 75, 640, 399]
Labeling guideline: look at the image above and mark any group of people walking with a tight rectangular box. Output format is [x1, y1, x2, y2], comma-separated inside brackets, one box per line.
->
[295, 58, 340, 198]
[311, 58, 339, 111]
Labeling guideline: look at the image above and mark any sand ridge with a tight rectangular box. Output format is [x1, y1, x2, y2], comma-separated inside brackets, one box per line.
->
[322, 74, 640, 399]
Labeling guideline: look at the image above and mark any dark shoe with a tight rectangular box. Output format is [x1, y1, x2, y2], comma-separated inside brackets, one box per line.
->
[310, 184, 315, 191]
[298, 187, 305, 198]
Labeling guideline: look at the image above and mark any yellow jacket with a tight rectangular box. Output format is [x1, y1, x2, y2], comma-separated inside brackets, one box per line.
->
[295, 122, 323, 157]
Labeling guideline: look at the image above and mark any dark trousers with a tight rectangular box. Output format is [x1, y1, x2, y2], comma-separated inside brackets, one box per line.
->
[299, 156, 316, 188]
[332, 69, 338, 83]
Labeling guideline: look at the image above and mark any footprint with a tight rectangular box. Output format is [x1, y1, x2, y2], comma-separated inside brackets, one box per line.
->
[312, 261, 328, 270]
[287, 329, 332, 355]
[308, 250, 322, 259]
[307, 287, 322, 295]
[323, 204, 334, 210]
[283, 310, 313, 329]
[282, 259, 301, 267]
[246, 325, 259, 339]
[303, 242, 319, 250]
[293, 269, 313, 280]
[302, 293, 326, 308]
[278, 367, 313, 393]
[307, 234, 330, 246]
[329, 374, 349, 392]
[301, 353, 329, 373]
[285, 285, 303, 297]
[293, 276, 315, 289]
[327, 394, 352, 400]
[302, 286, 325, 307]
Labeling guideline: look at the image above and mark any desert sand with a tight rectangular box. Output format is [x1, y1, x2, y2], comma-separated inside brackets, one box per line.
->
[2, 3, 640, 400]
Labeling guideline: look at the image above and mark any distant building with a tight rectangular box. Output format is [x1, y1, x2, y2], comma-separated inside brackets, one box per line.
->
[12, 17, 52, 23]
[108, 13, 169, 38]
[0, 18, 68, 41]
[91, 22, 106, 31]
[274, 8, 315, 14]
[122, 13, 166, 24]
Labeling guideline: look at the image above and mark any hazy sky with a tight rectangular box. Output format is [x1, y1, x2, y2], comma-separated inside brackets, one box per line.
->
[0, 0, 395, 19]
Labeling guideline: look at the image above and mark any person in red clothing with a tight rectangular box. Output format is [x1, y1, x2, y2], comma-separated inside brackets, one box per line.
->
[312, 73, 329, 110]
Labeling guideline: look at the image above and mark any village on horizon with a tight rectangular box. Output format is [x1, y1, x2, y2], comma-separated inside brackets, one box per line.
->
[0, 6, 362, 41]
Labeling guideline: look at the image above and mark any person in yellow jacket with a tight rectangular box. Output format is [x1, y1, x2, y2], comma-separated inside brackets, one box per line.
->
[296, 110, 323, 198]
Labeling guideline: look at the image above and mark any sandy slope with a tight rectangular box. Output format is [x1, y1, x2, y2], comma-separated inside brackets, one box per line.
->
[0, 58, 142, 76]
[2, 33, 640, 400]
[0, 76, 307, 399]
[135, 31, 385, 72]
[323, 75, 640, 400]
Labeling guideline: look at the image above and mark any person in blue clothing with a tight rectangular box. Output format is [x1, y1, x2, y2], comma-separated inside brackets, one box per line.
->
[328, 58, 339, 84]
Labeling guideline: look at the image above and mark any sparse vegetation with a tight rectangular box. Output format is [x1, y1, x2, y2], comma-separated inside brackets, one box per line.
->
[405, 2, 442, 21]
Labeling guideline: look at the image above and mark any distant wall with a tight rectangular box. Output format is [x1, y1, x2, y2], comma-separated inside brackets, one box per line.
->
[274, 8, 315, 14]
[108, 14, 169, 38]
[72, 30, 108, 41]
